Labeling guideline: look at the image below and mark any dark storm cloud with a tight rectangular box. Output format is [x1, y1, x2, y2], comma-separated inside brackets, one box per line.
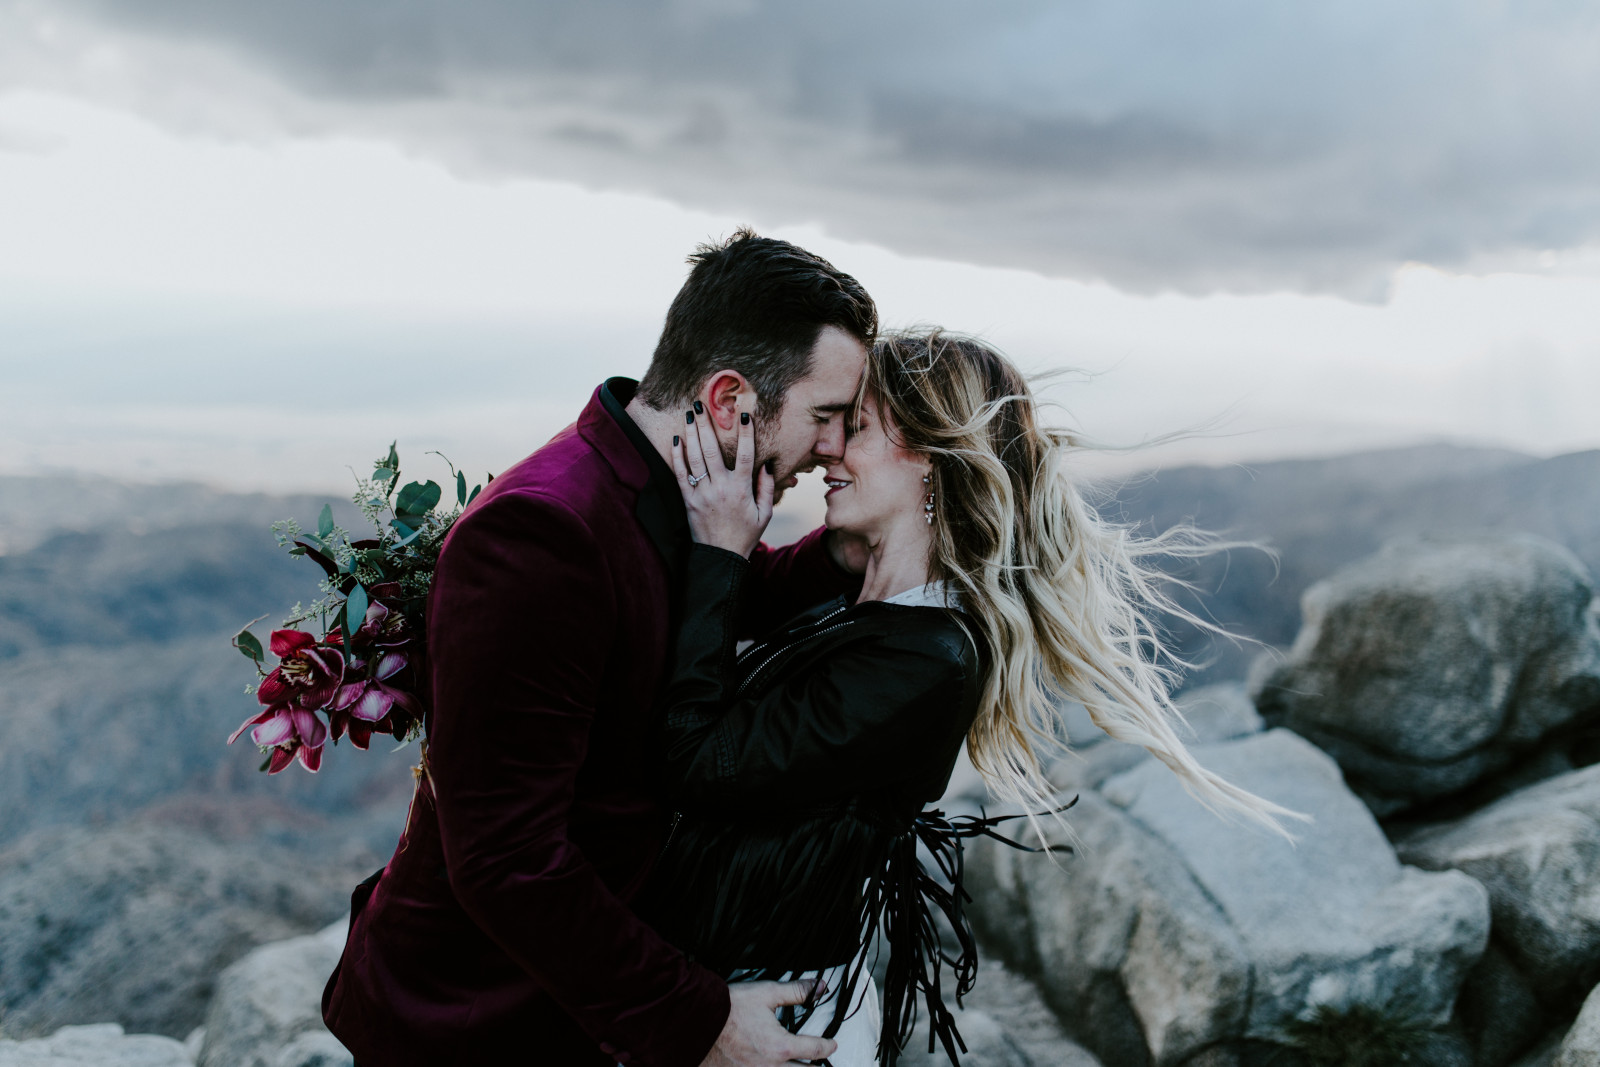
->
[16, 0, 1600, 295]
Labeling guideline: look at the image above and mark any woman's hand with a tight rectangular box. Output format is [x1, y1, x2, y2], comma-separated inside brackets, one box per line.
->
[671, 402, 775, 558]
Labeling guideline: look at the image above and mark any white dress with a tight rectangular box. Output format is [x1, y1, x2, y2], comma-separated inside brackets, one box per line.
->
[731, 957, 882, 1067]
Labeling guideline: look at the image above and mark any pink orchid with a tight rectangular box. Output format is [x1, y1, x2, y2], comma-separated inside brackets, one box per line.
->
[350, 599, 410, 654]
[329, 651, 422, 749]
[255, 629, 344, 711]
[227, 701, 328, 773]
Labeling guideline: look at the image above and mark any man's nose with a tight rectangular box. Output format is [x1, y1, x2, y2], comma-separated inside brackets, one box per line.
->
[813, 418, 847, 462]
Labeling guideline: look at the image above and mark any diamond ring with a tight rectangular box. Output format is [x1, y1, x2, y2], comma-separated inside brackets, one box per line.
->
[687, 473, 706, 487]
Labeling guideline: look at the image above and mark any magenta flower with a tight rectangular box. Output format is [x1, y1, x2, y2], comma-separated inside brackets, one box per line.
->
[255, 629, 344, 711]
[227, 702, 328, 773]
[329, 651, 422, 749]
[350, 599, 410, 654]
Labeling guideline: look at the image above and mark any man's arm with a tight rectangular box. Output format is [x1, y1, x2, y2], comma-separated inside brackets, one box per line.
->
[426, 490, 727, 1067]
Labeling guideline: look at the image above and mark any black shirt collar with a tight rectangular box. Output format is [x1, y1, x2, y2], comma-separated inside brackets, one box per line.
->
[599, 377, 691, 577]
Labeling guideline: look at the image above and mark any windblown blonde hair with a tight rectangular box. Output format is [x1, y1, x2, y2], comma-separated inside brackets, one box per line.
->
[866, 329, 1300, 837]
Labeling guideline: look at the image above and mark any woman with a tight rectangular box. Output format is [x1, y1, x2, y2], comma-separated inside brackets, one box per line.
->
[646, 330, 1295, 1066]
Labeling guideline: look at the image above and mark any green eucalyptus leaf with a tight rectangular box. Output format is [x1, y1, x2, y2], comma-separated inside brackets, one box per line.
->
[259, 756, 272, 773]
[287, 546, 307, 556]
[467, 483, 482, 505]
[317, 504, 334, 538]
[456, 470, 467, 506]
[395, 480, 442, 517]
[233, 629, 264, 663]
[391, 518, 415, 539]
[345, 584, 369, 633]
[372, 467, 394, 484]
[386, 441, 399, 470]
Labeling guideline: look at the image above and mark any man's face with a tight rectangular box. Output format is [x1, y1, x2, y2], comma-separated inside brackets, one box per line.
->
[757, 326, 868, 503]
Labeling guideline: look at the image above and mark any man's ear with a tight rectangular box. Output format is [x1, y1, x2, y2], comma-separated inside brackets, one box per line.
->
[702, 370, 753, 430]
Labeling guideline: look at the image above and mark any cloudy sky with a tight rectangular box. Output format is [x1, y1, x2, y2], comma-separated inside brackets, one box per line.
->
[2, 0, 1599, 499]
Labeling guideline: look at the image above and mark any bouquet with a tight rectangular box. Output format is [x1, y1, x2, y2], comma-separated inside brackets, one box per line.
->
[228, 444, 487, 773]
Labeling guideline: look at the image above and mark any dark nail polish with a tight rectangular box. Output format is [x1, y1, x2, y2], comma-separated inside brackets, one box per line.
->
[673, 435, 679, 446]
[693, 400, 704, 414]
[686, 411, 694, 423]
[740, 411, 750, 425]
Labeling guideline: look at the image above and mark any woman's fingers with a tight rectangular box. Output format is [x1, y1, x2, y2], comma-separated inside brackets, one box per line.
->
[735, 405, 755, 480]
[684, 408, 710, 480]
[691, 402, 722, 478]
[756, 463, 775, 528]
[668, 432, 692, 494]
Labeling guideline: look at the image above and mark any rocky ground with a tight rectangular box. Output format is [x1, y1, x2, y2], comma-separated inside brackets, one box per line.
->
[962, 531, 1600, 1066]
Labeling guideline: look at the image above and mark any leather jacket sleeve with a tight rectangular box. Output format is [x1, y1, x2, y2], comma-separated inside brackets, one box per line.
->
[659, 544, 972, 812]
[743, 526, 863, 640]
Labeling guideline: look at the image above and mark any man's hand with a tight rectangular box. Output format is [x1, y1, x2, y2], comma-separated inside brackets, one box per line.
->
[698, 980, 837, 1067]
[825, 528, 870, 575]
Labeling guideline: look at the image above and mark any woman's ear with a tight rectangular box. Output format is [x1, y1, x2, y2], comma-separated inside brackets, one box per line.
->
[704, 370, 753, 430]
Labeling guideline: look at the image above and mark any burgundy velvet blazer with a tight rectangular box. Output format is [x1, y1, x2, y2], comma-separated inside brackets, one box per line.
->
[323, 379, 859, 1066]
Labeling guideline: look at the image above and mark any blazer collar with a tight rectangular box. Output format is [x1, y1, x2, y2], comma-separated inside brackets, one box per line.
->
[582, 377, 690, 571]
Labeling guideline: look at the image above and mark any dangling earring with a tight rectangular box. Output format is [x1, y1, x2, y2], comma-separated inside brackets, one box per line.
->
[923, 473, 935, 525]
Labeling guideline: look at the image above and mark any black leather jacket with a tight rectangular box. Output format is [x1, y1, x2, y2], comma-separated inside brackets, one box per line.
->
[642, 544, 988, 1064]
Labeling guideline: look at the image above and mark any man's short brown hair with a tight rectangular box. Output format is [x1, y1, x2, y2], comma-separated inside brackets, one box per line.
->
[638, 228, 877, 418]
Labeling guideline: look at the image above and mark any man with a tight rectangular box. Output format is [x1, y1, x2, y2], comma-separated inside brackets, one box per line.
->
[323, 229, 875, 1066]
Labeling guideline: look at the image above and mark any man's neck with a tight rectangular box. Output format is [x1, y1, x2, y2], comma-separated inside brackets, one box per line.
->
[623, 395, 682, 472]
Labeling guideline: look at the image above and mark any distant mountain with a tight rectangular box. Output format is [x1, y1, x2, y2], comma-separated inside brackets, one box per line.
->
[0, 473, 358, 556]
[1101, 445, 1600, 688]
[0, 477, 411, 1039]
[0, 474, 413, 847]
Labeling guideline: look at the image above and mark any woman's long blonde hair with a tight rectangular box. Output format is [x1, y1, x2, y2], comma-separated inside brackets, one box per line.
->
[866, 329, 1300, 837]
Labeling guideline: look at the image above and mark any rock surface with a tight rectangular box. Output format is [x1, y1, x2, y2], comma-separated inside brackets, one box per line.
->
[1253, 535, 1600, 816]
[970, 729, 1490, 1066]
[1554, 983, 1600, 1066]
[895, 960, 1102, 1067]
[197, 920, 350, 1067]
[1047, 683, 1265, 795]
[0, 825, 364, 1040]
[1399, 764, 1600, 1002]
[1452, 944, 1550, 1067]
[0, 1024, 192, 1067]
[196, 921, 350, 1067]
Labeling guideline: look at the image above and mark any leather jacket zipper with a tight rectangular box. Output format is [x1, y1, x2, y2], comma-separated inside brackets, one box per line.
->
[662, 809, 683, 855]
[735, 607, 852, 697]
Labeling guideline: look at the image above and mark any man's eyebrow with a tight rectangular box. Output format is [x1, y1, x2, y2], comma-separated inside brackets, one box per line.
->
[809, 403, 853, 415]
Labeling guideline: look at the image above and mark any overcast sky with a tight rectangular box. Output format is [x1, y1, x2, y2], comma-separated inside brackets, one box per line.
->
[2, 1, 1598, 502]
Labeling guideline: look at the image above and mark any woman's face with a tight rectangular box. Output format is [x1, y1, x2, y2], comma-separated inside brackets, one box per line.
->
[822, 393, 930, 538]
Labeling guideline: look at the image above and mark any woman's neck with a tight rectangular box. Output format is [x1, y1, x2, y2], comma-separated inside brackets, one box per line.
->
[855, 521, 934, 604]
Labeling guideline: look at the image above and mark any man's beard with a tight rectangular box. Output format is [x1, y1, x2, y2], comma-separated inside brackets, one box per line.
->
[718, 426, 791, 504]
